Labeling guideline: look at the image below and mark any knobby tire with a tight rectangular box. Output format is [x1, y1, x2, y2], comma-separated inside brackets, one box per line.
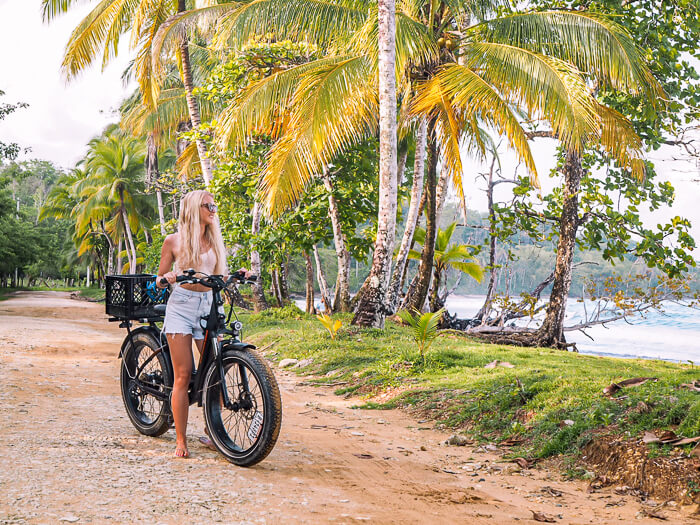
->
[120, 331, 172, 437]
[202, 349, 282, 466]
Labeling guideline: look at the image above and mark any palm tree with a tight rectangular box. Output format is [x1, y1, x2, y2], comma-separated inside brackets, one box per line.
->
[353, 0, 399, 327]
[80, 130, 152, 272]
[408, 222, 483, 312]
[162, 1, 662, 325]
[42, 0, 218, 183]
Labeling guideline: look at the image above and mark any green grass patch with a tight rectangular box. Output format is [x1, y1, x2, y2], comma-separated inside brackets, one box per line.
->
[0, 286, 105, 302]
[241, 311, 700, 460]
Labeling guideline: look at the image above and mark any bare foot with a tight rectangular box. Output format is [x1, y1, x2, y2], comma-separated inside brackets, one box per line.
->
[174, 443, 189, 458]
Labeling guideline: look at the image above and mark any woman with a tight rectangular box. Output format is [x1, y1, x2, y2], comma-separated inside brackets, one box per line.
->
[156, 190, 228, 458]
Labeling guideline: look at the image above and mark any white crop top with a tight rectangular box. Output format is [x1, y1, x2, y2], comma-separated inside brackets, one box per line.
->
[174, 247, 218, 275]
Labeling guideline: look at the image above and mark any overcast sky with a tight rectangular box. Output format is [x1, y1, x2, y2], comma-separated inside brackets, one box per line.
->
[0, 0, 132, 170]
[0, 0, 698, 239]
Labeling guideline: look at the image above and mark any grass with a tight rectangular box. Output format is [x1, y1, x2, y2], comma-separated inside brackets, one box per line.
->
[240, 305, 700, 460]
[0, 285, 105, 302]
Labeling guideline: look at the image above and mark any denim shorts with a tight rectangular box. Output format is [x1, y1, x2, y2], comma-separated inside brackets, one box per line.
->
[162, 286, 222, 339]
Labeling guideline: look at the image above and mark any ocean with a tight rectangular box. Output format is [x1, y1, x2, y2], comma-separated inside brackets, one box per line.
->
[445, 295, 700, 363]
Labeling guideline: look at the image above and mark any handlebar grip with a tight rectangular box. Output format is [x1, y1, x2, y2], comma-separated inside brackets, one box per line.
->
[159, 277, 168, 286]
[175, 275, 191, 283]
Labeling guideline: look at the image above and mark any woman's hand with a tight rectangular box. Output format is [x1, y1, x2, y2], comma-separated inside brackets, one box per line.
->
[237, 267, 254, 279]
[158, 271, 177, 288]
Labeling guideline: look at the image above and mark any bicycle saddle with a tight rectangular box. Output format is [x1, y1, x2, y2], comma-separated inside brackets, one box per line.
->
[153, 304, 167, 315]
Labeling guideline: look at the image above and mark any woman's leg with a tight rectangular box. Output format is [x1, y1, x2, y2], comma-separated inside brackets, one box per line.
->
[167, 333, 193, 457]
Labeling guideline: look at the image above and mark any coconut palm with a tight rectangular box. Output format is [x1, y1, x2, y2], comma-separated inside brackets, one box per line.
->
[78, 130, 152, 272]
[42, 0, 219, 183]
[155, 0, 662, 325]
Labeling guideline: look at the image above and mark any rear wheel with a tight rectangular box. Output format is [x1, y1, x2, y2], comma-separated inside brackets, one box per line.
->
[202, 349, 282, 466]
[120, 331, 172, 436]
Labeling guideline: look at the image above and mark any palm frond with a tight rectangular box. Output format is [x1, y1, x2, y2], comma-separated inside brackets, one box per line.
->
[472, 10, 664, 100]
[412, 64, 538, 184]
[215, 56, 344, 152]
[151, 3, 239, 82]
[41, 0, 83, 21]
[450, 260, 484, 282]
[347, 11, 438, 75]
[258, 56, 378, 215]
[213, 0, 370, 51]
[132, 0, 172, 108]
[436, 222, 456, 251]
[61, 0, 137, 79]
[596, 103, 645, 180]
[462, 42, 601, 153]
[175, 141, 201, 179]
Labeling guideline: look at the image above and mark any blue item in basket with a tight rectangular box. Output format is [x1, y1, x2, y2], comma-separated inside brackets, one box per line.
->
[146, 278, 167, 302]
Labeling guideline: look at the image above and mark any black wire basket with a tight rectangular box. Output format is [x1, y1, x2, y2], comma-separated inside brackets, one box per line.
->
[105, 274, 169, 320]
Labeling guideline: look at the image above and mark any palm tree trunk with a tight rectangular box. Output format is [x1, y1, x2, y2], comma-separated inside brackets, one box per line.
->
[117, 237, 123, 274]
[303, 250, 316, 314]
[387, 119, 427, 313]
[250, 202, 269, 311]
[435, 166, 450, 227]
[321, 169, 351, 312]
[279, 259, 291, 305]
[429, 266, 443, 312]
[271, 268, 283, 307]
[146, 132, 158, 188]
[122, 209, 137, 273]
[536, 151, 583, 349]
[156, 190, 167, 235]
[177, 0, 214, 185]
[351, 0, 397, 327]
[119, 187, 137, 272]
[403, 124, 438, 312]
[313, 245, 333, 313]
[99, 220, 114, 276]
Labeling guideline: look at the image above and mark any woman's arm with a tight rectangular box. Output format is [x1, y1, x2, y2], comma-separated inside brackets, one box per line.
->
[156, 234, 177, 288]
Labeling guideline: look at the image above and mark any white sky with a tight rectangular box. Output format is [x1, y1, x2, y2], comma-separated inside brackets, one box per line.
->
[0, 0, 698, 240]
[0, 0, 132, 171]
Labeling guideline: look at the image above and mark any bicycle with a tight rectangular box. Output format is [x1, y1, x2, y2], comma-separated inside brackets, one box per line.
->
[106, 270, 282, 466]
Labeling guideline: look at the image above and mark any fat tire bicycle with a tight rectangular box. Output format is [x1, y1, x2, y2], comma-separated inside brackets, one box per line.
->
[109, 270, 282, 466]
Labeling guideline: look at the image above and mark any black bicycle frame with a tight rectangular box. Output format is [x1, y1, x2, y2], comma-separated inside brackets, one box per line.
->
[115, 277, 252, 409]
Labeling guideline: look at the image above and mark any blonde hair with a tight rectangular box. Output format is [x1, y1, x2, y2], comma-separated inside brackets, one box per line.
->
[177, 190, 228, 275]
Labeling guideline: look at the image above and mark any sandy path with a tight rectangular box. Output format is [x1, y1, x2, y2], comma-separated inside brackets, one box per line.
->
[0, 291, 694, 524]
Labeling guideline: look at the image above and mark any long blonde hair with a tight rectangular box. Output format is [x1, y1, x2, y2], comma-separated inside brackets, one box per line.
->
[177, 190, 227, 275]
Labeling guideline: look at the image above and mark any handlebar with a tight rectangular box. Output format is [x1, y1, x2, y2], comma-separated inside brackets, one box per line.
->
[158, 270, 256, 289]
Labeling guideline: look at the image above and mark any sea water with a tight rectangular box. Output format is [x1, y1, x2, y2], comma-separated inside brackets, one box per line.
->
[445, 295, 700, 363]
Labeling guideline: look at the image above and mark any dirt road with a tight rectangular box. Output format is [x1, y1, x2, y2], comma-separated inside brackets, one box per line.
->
[0, 291, 695, 524]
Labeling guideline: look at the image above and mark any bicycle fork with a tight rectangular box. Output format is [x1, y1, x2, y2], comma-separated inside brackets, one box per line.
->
[214, 338, 252, 411]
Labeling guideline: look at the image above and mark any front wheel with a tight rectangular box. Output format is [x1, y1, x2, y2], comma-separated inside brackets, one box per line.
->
[202, 349, 282, 466]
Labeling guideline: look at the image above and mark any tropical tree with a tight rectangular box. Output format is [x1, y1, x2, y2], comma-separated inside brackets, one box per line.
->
[42, 0, 217, 182]
[353, 0, 399, 326]
[0, 90, 28, 162]
[163, 0, 662, 329]
[408, 222, 483, 312]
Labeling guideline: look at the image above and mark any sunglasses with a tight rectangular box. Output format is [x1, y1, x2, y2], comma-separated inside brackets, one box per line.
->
[201, 203, 218, 213]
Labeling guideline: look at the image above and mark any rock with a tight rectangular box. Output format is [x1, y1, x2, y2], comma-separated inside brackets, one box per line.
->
[279, 358, 299, 368]
[484, 360, 515, 369]
[59, 516, 80, 523]
[446, 434, 470, 446]
[294, 358, 314, 368]
[563, 420, 575, 426]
